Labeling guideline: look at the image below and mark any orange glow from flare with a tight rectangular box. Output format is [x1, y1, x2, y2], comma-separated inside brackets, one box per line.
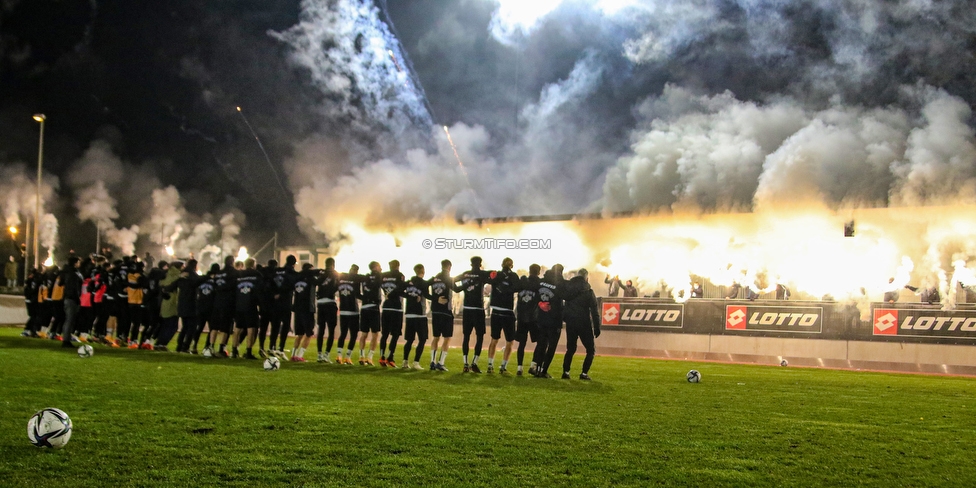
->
[324, 205, 976, 306]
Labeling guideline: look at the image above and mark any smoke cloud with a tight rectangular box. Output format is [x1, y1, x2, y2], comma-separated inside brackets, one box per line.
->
[269, 0, 434, 160]
[66, 139, 248, 260]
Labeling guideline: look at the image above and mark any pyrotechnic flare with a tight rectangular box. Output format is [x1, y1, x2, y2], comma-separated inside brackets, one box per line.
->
[165, 245, 175, 257]
[235, 105, 288, 196]
[388, 50, 402, 72]
[442, 126, 469, 178]
[236, 246, 249, 262]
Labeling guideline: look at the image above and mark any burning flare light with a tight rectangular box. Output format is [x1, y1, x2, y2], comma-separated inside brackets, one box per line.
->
[322, 205, 976, 316]
[236, 246, 249, 262]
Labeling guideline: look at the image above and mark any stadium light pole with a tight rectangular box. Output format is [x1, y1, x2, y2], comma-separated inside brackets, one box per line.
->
[32, 114, 45, 269]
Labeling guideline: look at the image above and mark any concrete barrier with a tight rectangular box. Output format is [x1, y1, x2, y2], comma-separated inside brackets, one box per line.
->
[0, 294, 27, 326]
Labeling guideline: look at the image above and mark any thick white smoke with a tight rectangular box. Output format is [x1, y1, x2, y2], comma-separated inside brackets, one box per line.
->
[218, 212, 243, 258]
[0, 164, 59, 258]
[68, 140, 141, 255]
[67, 139, 248, 259]
[269, 0, 433, 158]
[604, 85, 976, 213]
[144, 186, 187, 248]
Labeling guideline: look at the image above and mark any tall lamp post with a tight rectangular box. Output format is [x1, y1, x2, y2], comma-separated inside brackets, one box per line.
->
[32, 114, 45, 269]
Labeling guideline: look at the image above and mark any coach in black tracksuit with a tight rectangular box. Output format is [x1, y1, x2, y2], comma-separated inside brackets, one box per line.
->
[173, 260, 200, 353]
[560, 268, 601, 380]
[336, 264, 362, 363]
[533, 264, 565, 378]
[60, 257, 83, 348]
[379, 260, 406, 366]
[458, 256, 491, 373]
[315, 258, 340, 362]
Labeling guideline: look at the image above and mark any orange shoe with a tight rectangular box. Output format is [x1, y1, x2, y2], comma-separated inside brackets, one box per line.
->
[140, 342, 153, 350]
[128, 342, 139, 349]
[110, 340, 120, 348]
[387, 359, 397, 368]
[344, 357, 353, 365]
[366, 358, 375, 366]
[379, 358, 388, 367]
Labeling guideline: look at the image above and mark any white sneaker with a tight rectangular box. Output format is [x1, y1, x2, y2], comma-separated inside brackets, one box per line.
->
[412, 361, 424, 370]
[321, 354, 332, 364]
[203, 347, 213, 358]
[402, 361, 411, 369]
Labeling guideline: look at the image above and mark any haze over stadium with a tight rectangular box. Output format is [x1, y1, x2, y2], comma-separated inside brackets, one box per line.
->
[2, 0, 976, 306]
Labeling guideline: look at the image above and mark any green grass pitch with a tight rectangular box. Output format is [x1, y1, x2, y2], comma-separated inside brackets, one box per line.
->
[2, 326, 976, 486]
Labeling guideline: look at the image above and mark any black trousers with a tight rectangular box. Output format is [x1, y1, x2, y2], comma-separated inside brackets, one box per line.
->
[23, 301, 35, 333]
[77, 306, 95, 335]
[402, 317, 429, 363]
[127, 304, 144, 343]
[62, 299, 80, 344]
[533, 316, 562, 374]
[270, 305, 291, 351]
[562, 323, 595, 374]
[94, 302, 109, 337]
[114, 299, 130, 340]
[380, 309, 403, 358]
[257, 304, 273, 349]
[337, 314, 359, 354]
[317, 303, 338, 353]
[176, 316, 199, 352]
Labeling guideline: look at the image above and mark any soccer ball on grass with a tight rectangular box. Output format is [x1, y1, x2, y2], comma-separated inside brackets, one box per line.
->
[27, 408, 72, 448]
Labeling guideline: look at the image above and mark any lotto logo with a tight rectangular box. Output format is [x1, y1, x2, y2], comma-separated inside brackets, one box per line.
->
[873, 309, 898, 335]
[726, 306, 747, 329]
[602, 303, 620, 325]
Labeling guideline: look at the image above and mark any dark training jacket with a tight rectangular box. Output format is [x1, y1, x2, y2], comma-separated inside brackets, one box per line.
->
[560, 275, 600, 331]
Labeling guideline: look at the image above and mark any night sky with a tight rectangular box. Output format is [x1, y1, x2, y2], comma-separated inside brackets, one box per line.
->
[2, 0, 975, 258]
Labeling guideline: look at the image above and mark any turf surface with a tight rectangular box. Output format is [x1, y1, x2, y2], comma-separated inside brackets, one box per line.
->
[1, 327, 976, 486]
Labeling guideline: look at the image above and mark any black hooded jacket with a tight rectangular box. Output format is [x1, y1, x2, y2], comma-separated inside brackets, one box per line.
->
[560, 276, 600, 330]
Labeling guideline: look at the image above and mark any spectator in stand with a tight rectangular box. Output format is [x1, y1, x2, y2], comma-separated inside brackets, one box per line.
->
[883, 277, 899, 304]
[905, 281, 940, 305]
[775, 283, 791, 300]
[622, 280, 638, 298]
[604, 275, 621, 297]
[5, 256, 18, 287]
[690, 282, 704, 298]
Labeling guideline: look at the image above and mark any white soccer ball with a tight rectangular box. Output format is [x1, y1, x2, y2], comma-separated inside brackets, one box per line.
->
[780, 359, 789, 367]
[686, 370, 701, 383]
[77, 344, 94, 358]
[264, 357, 280, 371]
[27, 408, 72, 449]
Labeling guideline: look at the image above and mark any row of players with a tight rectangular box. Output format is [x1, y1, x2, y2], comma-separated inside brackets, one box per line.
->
[21, 254, 602, 379]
